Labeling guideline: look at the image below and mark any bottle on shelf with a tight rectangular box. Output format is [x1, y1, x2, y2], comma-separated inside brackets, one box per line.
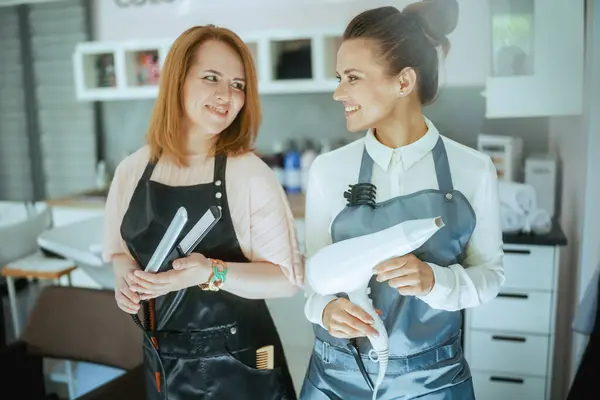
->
[320, 139, 332, 155]
[271, 141, 285, 187]
[95, 160, 108, 190]
[96, 54, 116, 88]
[300, 139, 318, 193]
[136, 51, 160, 86]
[284, 139, 301, 194]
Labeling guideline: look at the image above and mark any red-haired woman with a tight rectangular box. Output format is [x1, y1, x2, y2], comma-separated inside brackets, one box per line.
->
[102, 25, 302, 400]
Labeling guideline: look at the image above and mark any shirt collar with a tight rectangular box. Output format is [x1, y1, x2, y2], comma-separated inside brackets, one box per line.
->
[364, 116, 440, 172]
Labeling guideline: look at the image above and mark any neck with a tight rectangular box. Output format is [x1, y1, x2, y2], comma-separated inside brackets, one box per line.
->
[374, 102, 427, 149]
[185, 124, 215, 157]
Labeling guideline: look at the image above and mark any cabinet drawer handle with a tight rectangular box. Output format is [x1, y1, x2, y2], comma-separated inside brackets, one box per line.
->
[497, 293, 529, 299]
[490, 376, 524, 384]
[492, 335, 526, 342]
[503, 248, 531, 255]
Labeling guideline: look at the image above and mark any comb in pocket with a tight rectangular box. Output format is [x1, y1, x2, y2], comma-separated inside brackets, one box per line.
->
[256, 345, 274, 370]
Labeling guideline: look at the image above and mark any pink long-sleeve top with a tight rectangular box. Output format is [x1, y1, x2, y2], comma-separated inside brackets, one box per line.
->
[102, 146, 304, 287]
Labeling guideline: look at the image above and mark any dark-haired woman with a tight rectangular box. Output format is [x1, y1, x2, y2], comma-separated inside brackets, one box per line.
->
[300, 1, 504, 399]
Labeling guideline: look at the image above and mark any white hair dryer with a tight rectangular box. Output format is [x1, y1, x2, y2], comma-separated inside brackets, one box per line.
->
[306, 216, 444, 399]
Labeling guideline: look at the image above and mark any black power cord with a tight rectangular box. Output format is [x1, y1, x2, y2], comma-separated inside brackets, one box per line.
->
[131, 302, 168, 400]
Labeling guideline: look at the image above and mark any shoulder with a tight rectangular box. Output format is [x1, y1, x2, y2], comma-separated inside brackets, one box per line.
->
[227, 151, 275, 178]
[441, 136, 495, 179]
[440, 136, 497, 205]
[226, 151, 282, 191]
[115, 146, 152, 177]
[111, 146, 151, 189]
[310, 137, 365, 177]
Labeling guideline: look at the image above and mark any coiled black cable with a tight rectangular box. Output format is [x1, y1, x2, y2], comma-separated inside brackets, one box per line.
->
[131, 302, 168, 400]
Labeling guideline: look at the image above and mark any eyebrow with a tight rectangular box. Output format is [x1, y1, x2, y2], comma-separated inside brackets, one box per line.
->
[203, 69, 245, 81]
[336, 68, 363, 75]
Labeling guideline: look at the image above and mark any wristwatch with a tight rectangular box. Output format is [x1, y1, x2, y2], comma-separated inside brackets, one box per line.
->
[199, 258, 228, 291]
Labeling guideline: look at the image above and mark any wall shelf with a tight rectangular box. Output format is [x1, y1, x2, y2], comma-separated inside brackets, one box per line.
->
[73, 31, 342, 101]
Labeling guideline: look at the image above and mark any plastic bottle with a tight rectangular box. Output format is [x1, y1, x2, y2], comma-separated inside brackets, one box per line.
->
[271, 141, 285, 187]
[320, 139, 332, 155]
[284, 140, 301, 194]
[95, 160, 108, 190]
[300, 139, 318, 193]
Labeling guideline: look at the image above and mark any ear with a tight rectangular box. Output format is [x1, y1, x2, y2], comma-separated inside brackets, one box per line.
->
[397, 67, 418, 98]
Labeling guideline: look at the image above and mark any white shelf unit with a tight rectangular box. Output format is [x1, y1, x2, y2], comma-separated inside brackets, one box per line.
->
[464, 243, 561, 400]
[73, 31, 344, 101]
[73, 39, 171, 101]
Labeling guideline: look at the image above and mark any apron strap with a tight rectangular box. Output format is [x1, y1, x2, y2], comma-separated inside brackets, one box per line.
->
[213, 155, 227, 209]
[431, 137, 454, 192]
[358, 145, 375, 184]
[141, 161, 157, 181]
[213, 154, 227, 183]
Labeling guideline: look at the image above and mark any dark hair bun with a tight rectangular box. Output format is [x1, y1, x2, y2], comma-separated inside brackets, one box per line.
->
[403, 0, 459, 44]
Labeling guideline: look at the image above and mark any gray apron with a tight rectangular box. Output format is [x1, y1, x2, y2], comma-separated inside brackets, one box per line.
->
[300, 137, 476, 399]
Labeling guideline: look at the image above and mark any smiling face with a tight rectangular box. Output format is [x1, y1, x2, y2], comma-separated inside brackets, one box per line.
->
[333, 38, 403, 132]
[182, 39, 246, 137]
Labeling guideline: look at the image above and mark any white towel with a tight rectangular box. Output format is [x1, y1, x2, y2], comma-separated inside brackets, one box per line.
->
[500, 204, 526, 232]
[524, 208, 552, 234]
[498, 181, 537, 215]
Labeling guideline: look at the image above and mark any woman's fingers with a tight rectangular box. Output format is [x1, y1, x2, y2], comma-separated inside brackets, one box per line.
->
[116, 289, 140, 314]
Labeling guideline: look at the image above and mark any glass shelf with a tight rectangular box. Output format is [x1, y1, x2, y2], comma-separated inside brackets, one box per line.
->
[491, 0, 535, 77]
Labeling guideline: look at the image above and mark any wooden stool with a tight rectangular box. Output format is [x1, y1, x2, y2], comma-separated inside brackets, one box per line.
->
[1, 251, 76, 338]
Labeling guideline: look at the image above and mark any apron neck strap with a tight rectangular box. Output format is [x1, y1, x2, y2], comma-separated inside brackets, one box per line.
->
[358, 148, 374, 184]
[141, 161, 157, 182]
[357, 136, 454, 191]
[213, 154, 227, 183]
[431, 137, 454, 192]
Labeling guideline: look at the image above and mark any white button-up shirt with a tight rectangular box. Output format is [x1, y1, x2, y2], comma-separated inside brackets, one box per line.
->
[304, 117, 505, 328]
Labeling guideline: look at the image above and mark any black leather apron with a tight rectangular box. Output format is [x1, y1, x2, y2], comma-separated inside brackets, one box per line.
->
[120, 154, 297, 400]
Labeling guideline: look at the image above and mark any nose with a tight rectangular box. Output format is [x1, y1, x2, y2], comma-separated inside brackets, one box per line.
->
[214, 81, 231, 103]
[333, 82, 346, 102]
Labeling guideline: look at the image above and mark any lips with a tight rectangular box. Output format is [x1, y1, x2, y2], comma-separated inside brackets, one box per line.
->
[206, 104, 229, 117]
[344, 104, 361, 116]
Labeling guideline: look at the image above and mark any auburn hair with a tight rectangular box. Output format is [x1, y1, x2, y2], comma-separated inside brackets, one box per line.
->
[146, 25, 261, 167]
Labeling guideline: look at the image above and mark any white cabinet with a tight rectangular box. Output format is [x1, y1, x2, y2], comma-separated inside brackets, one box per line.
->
[465, 243, 561, 400]
[484, 0, 585, 118]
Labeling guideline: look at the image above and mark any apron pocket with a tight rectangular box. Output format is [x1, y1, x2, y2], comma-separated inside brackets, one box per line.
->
[204, 352, 287, 400]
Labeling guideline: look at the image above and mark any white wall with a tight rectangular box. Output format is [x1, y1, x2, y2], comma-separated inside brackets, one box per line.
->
[568, 0, 600, 391]
[548, 0, 599, 398]
[548, 115, 587, 399]
[91, 0, 490, 87]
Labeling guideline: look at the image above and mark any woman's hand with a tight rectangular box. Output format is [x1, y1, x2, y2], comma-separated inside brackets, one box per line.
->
[373, 254, 434, 296]
[113, 255, 141, 314]
[322, 298, 381, 339]
[129, 253, 212, 300]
